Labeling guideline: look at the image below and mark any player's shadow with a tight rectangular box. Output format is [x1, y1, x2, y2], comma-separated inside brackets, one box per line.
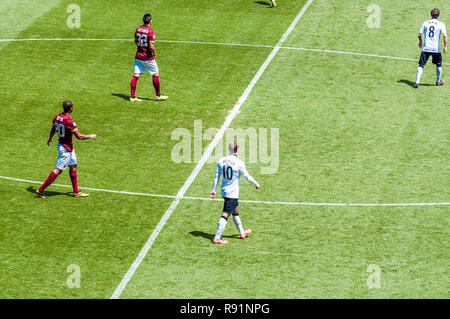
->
[26, 186, 73, 198]
[397, 79, 434, 87]
[111, 93, 156, 101]
[189, 231, 240, 241]
[254, 1, 271, 6]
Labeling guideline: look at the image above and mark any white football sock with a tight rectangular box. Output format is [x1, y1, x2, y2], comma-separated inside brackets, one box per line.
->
[232, 214, 245, 234]
[415, 66, 423, 84]
[436, 67, 442, 83]
[214, 216, 228, 240]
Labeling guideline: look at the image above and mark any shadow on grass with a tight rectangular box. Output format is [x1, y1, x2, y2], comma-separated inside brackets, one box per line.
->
[189, 230, 240, 241]
[111, 93, 156, 101]
[397, 79, 434, 87]
[26, 186, 73, 198]
[254, 1, 271, 5]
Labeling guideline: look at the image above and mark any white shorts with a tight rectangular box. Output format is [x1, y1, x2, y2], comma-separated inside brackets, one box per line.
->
[133, 58, 159, 75]
[55, 142, 77, 170]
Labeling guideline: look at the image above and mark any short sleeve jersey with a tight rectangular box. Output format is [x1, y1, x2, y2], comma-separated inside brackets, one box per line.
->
[134, 25, 156, 61]
[419, 19, 447, 53]
[52, 113, 78, 152]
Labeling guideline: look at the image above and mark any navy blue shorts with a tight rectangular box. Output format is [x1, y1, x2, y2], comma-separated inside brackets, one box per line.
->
[419, 51, 442, 67]
[223, 197, 239, 214]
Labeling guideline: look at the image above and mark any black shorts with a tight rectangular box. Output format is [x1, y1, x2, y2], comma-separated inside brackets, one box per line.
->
[419, 51, 442, 67]
[223, 197, 239, 214]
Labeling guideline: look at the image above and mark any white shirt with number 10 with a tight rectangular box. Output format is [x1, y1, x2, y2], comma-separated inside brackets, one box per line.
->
[419, 19, 447, 53]
[211, 154, 258, 199]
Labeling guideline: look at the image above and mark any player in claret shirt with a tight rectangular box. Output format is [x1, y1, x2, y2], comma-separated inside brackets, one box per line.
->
[36, 101, 97, 198]
[130, 13, 168, 101]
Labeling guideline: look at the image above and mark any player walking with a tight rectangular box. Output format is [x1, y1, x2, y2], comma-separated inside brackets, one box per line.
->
[37, 101, 97, 198]
[414, 8, 447, 88]
[210, 142, 260, 245]
[130, 13, 168, 101]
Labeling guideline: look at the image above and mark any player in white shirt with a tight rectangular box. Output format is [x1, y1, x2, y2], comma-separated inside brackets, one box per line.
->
[210, 142, 260, 245]
[414, 8, 448, 88]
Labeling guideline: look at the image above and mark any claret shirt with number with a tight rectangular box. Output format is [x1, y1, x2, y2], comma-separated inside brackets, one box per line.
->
[134, 25, 156, 61]
[52, 113, 78, 152]
[419, 19, 447, 53]
[211, 154, 258, 199]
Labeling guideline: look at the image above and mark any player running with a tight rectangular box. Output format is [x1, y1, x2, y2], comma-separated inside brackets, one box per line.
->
[210, 142, 260, 245]
[414, 8, 447, 88]
[36, 101, 97, 198]
[130, 13, 168, 101]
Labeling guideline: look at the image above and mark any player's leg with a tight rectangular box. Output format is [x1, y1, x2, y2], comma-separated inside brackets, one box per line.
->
[213, 212, 230, 244]
[37, 143, 68, 197]
[146, 60, 168, 100]
[69, 168, 89, 197]
[68, 150, 88, 197]
[433, 54, 444, 86]
[130, 59, 144, 101]
[37, 168, 62, 197]
[213, 198, 234, 244]
[270, 0, 278, 7]
[232, 206, 252, 239]
[130, 73, 142, 100]
[414, 52, 429, 88]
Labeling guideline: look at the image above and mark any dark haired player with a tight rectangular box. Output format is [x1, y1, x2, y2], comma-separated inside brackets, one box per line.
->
[37, 101, 97, 198]
[210, 142, 260, 245]
[130, 13, 168, 101]
[414, 8, 447, 88]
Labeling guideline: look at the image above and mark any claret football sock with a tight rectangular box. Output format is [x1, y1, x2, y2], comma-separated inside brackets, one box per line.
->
[69, 171, 80, 194]
[130, 76, 139, 98]
[38, 171, 58, 192]
[152, 75, 161, 96]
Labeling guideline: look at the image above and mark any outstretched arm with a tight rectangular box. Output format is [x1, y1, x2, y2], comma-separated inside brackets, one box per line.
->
[74, 129, 97, 141]
[240, 165, 260, 189]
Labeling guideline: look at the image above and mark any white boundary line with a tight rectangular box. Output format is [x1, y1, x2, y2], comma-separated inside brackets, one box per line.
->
[0, 175, 175, 199]
[109, 0, 315, 299]
[1, 38, 449, 65]
[1, 175, 448, 206]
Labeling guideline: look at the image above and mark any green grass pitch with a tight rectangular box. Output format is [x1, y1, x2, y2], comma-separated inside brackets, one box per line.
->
[0, 0, 448, 298]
